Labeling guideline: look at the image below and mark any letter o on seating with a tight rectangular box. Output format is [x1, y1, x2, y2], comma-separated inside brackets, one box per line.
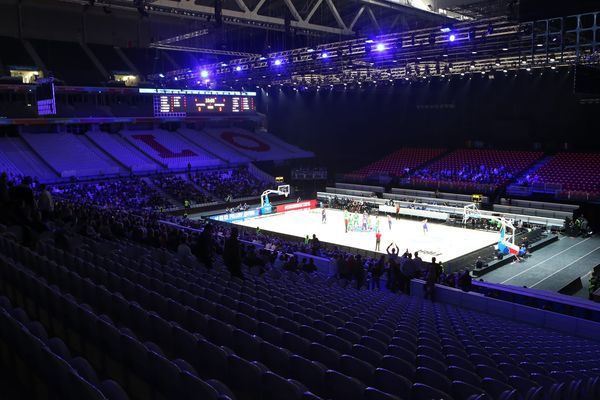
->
[220, 131, 270, 152]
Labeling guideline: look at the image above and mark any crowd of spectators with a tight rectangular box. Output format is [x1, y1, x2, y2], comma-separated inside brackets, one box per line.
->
[195, 168, 261, 201]
[515, 173, 543, 186]
[150, 174, 212, 206]
[1, 167, 270, 213]
[412, 164, 513, 186]
[51, 177, 170, 210]
[192, 168, 267, 202]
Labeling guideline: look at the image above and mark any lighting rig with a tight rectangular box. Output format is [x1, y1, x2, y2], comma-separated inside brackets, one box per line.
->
[151, 11, 600, 89]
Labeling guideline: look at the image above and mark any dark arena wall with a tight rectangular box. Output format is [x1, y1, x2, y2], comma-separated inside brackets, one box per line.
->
[260, 69, 599, 173]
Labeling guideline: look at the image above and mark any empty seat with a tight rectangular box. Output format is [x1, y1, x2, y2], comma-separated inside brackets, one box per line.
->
[289, 355, 326, 396]
[415, 366, 451, 393]
[308, 342, 341, 369]
[262, 371, 304, 400]
[339, 354, 375, 383]
[372, 368, 412, 399]
[411, 383, 453, 400]
[324, 370, 366, 400]
[381, 355, 415, 380]
[451, 380, 490, 400]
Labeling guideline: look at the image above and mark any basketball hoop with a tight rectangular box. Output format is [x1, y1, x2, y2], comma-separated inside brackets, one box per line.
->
[278, 184, 290, 198]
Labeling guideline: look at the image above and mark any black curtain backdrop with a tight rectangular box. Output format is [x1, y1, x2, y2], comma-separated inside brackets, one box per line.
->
[258, 69, 600, 174]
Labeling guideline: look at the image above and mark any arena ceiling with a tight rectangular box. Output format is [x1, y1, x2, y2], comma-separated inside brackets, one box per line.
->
[57, 0, 513, 56]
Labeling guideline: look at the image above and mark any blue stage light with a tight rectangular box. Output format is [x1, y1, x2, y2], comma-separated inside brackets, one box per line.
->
[449, 34, 456, 42]
[375, 43, 385, 52]
[274, 59, 282, 66]
[200, 70, 209, 78]
[235, 66, 242, 71]
[321, 52, 329, 59]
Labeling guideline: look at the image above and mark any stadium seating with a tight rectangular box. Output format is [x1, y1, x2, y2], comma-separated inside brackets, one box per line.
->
[412, 149, 543, 191]
[0, 219, 599, 400]
[149, 174, 213, 205]
[121, 130, 222, 169]
[349, 148, 447, 179]
[21, 132, 121, 177]
[85, 131, 161, 172]
[203, 128, 313, 161]
[52, 177, 171, 210]
[191, 168, 267, 201]
[0, 152, 22, 178]
[531, 153, 600, 196]
[178, 128, 251, 164]
[0, 137, 58, 181]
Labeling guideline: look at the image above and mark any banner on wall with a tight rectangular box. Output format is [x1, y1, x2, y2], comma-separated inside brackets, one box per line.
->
[211, 209, 260, 222]
[275, 200, 317, 213]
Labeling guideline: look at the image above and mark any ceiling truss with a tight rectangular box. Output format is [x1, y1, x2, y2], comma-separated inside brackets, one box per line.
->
[152, 12, 600, 87]
[60, 0, 449, 40]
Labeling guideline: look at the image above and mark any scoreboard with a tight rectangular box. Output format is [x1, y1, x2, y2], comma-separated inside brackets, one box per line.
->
[157, 94, 186, 116]
[141, 88, 256, 117]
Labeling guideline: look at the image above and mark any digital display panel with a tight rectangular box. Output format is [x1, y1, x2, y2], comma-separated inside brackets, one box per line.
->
[141, 88, 257, 117]
[36, 80, 57, 116]
[189, 96, 227, 113]
[158, 95, 186, 113]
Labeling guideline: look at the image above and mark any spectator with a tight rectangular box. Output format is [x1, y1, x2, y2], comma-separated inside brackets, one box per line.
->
[0, 172, 9, 205]
[424, 262, 437, 301]
[457, 269, 473, 292]
[370, 255, 385, 291]
[302, 258, 317, 273]
[353, 255, 365, 290]
[224, 228, 243, 279]
[37, 184, 54, 220]
[195, 223, 215, 269]
[177, 235, 193, 262]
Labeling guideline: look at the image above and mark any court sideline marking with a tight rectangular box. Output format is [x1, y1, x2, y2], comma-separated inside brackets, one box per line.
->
[500, 237, 591, 284]
[530, 246, 600, 288]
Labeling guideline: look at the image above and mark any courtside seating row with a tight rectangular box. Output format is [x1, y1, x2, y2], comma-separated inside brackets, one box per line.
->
[1, 229, 600, 400]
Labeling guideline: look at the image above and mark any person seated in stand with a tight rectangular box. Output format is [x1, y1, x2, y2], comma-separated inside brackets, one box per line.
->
[283, 255, 299, 272]
[457, 269, 472, 292]
[302, 258, 317, 273]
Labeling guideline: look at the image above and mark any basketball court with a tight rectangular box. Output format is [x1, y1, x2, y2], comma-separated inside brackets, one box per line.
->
[232, 207, 499, 263]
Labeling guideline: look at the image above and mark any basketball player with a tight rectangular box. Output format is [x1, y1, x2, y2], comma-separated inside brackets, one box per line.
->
[375, 230, 382, 251]
[344, 210, 349, 233]
[387, 214, 392, 231]
[422, 219, 428, 234]
[322, 208, 327, 224]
